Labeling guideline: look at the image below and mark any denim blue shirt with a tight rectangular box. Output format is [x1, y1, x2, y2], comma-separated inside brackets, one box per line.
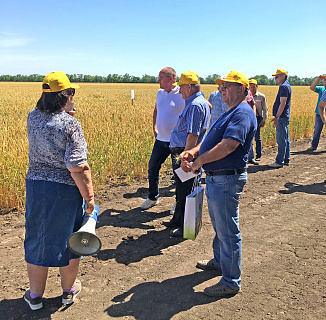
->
[199, 102, 257, 170]
[273, 80, 292, 119]
[170, 91, 210, 148]
[208, 90, 229, 127]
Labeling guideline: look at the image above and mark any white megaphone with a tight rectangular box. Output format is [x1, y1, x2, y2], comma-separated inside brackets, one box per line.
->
[67, 204, 102, 256]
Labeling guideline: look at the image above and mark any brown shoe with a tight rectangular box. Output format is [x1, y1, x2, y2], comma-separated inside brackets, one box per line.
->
[196, 259, 222, 274]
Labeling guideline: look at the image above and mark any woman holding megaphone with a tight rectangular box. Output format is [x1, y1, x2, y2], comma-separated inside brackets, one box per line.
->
[23, 71, 95, 311]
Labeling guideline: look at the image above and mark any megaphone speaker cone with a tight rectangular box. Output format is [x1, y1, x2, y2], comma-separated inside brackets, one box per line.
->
[67, 231, 101, 256]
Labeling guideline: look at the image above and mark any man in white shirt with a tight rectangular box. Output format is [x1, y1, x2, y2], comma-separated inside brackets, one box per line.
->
[140, 67, 185, 210]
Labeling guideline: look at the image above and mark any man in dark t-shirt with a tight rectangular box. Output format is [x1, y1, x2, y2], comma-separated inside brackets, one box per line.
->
[180, 71, 257, 297]
[268, 68, 292, 168]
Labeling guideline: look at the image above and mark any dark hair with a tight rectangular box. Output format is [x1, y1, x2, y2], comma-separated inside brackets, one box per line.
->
[284, 75, 288, 81]
[36, 85, 75, 114]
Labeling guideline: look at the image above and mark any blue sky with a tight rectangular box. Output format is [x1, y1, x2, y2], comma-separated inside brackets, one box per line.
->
[0, 0, 324, 78]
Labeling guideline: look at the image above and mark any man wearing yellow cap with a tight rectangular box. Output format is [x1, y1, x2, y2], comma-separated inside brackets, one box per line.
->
[180, 71, 257, 297]
[268, 69, 292, 168]
[249, 79, 268, 160]
[167, 71, 210, 237]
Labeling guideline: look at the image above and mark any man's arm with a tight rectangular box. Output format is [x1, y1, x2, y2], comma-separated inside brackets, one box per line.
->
[191, 138, 240, 173]
[271, 97, 287, 128]
[184, 133, 199, 151]
[310, 75, 324, 92]
[153, 104, 158, 138]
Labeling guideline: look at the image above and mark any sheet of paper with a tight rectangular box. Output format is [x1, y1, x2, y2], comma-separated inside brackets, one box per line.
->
[174, 167, 198, 183]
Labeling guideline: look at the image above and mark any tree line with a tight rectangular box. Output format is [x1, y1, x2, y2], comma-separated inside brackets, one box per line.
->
[0, 73, 323, 86]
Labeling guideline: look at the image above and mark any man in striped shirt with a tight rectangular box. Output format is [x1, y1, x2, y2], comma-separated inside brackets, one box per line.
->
[166, 71, 210, 237]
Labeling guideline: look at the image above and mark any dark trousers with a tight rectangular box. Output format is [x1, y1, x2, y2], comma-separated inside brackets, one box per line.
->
[170, 147, 195, 228]
[147, 140, 172, 201]
[255, 115, 263, 158]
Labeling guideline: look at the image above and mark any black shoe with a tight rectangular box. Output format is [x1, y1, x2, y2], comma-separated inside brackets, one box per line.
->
[23, 290, 43, 311]
[255, 157, 261, 161]
[249, 159, 259, 165]
[162, 220, 178, 228]
[170, 227, 183, 237]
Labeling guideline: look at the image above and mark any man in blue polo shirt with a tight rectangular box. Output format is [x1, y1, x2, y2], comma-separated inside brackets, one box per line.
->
[268, 69, 292, 168]
[167, 71, 210, 237]
[180, 71, 257, 297]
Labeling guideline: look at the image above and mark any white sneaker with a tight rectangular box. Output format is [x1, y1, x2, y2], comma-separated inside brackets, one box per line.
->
[170, 203, 176, 214]
[140, 198, 158, 210]
[268, 162, 283, 168]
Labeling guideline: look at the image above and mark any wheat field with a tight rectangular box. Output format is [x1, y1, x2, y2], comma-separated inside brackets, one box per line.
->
[0, 82, 320, 210]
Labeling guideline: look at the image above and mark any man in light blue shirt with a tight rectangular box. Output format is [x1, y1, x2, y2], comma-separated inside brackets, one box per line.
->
[208, 86, 228, 127]
[308, 75, 326, 150]
[167, 71, 210, 237]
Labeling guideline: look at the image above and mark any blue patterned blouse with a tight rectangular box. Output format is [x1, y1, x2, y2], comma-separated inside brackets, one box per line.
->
[26, 108, 88, 186]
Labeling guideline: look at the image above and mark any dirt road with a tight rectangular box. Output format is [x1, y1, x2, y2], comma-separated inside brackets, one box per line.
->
[0, 136, 325, 320]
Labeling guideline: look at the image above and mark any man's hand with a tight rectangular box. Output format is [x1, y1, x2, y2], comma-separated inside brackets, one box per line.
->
[153, 129, 158, 139]
[180, 150, 195, 172]
[271, 117, 278, 128]
[259, 121, 265, 127]
[191, 157, 203, 174]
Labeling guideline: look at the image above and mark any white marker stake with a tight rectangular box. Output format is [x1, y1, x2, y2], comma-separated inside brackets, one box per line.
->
[131, 90, 135, 105]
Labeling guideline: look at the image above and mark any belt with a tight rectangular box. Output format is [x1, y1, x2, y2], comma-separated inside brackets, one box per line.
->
[205, 168, 247, 176]
[170, 147, 185, 152]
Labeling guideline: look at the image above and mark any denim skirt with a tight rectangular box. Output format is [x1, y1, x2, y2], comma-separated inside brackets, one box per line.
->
[24, 179, 83, 267]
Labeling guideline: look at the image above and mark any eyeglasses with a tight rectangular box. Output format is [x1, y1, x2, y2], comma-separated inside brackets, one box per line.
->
[220, 82, 243, 89]
[275, 75, 283, 79]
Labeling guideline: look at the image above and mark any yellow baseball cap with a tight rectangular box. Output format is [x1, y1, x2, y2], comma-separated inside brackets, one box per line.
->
[272, 69, 288, 76]
[172, 71, 200, 86]
[249, 79, 258, 85]
[43, 71, 80, 92]
[215, 71, 249, 89]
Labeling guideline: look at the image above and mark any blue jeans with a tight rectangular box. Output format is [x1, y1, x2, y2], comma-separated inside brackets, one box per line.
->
[248, 116, 263, 161]
[148, 139, 172, 200]
[311, 114, 324, 148]
[205, 172, 247, 290]
[275, 118, 290, 165]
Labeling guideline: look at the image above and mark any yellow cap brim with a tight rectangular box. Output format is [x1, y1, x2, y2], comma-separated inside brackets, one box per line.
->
[215, 78, 239, 85]
[172, 82, 178, 86]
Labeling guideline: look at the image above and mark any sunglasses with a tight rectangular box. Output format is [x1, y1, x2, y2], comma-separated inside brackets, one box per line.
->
[220, 82, 243, 89]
